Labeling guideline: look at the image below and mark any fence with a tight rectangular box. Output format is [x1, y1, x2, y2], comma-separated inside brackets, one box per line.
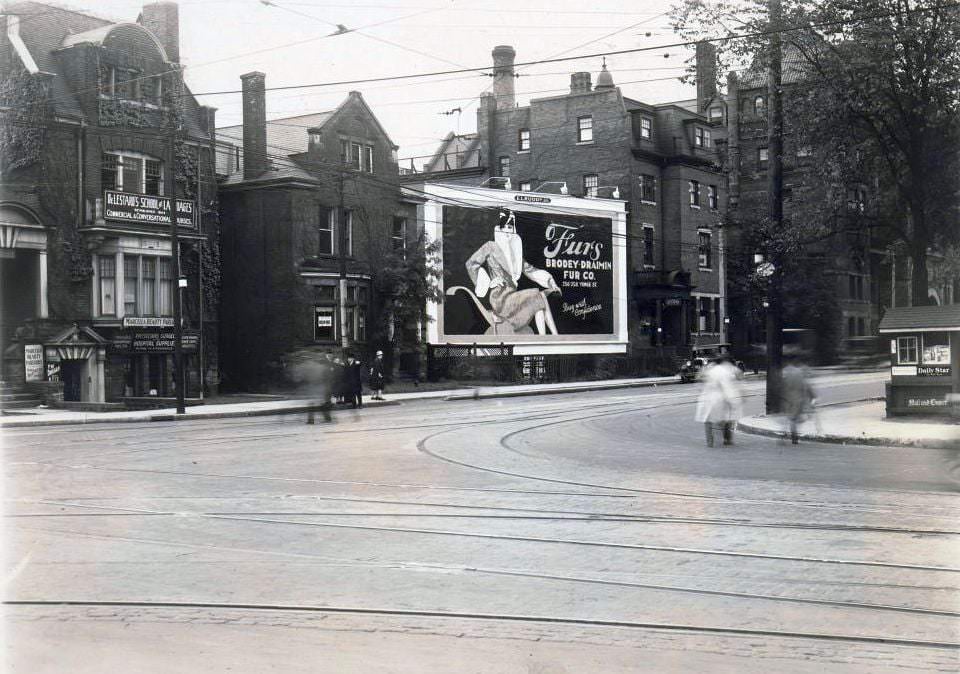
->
[426, 344, 687, 384]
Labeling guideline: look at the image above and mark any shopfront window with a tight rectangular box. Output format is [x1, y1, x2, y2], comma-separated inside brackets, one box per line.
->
[897, 336, 918, 364]
[99, 256, 116, 316]
[921, 332, 950, 365]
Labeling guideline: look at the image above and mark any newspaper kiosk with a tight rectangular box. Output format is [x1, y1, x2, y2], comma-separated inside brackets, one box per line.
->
[878, 305, 960, 416]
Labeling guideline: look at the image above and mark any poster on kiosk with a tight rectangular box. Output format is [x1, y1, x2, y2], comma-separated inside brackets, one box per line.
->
[423, 185, 628, 354]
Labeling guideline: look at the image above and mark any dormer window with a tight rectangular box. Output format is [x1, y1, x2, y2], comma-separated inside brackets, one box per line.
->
[709, 107, 723, 122]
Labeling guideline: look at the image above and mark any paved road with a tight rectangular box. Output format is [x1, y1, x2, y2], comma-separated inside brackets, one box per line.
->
[4, 372, 959, 673]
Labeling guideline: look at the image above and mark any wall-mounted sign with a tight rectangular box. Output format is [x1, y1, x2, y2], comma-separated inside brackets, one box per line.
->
[891, 365, 917, 377]
[123, 316, 175, 328]
[906, 396, 949, 409]
[110, 330, 198, 354]
[514, 195, 552, 204]
[24, 344, 44, 381]
[104, 190, 196, 228]
[918, 365, 951, 377]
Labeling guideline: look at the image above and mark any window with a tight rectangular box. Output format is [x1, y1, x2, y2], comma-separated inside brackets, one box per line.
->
[640, 117, 652, 139]
[921, 332, 951, 364]
[689, 180, 701, 207]
[343, 209, 353, 256]
[640, 174, 656, 203]
[518, 128, 530, 151]
[102, 152, 163, 195]
[694, 127, 711, 148]
[392, 216, 407, 257]
[708, 185, 718, 209]
[116, 69, 140, 101]
[364, 146, 374, 173]
[642, 226, 655, 267]
[758, 147, 769, 166]
[897, 336, 918, 364]
[577, 116, 593, 143]
[754, 95, 766, 116]
[848, 274, 865, 300]
[698, 230, 712, 268]
[158, 258, 173, 316]
[848, 316, 857, 337]
[847, 187, 866, 212]
[318, 206, 334, 255]
[714, 297, 722, 333]
[583, 174, 599, 197]
[709, 107, 723, 122]
[141, 257, 156, 315]
[99, 255, 116, 316]
[519, 181, 532, 192]
[857, 317, 865, 337]
[341, 140, 363, 170]
[234, 146, 241, 172]
[498, 156, 510, 177]
[124, 256, 138, 316]
[698, 297, 711, 332]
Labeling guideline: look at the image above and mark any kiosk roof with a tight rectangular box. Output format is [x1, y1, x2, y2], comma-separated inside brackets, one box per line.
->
[878, 305, 960, 333]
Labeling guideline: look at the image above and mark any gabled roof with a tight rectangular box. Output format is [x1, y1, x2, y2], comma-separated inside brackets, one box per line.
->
[878, 305, 960, 332]
[217, 111, 336, 155]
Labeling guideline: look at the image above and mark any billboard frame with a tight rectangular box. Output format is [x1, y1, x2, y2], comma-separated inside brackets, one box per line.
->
[421, 183, 628, 355]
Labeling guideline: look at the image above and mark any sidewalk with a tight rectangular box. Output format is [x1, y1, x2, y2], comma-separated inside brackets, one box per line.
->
[739, 400, 960, 450]
[0, 375, 680, 429]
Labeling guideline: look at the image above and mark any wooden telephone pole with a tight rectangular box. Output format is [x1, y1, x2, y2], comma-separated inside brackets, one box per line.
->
[765, 0, 785, 414]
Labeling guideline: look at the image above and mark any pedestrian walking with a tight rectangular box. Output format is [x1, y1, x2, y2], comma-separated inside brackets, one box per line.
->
[370, 350, 386, 400]
[781, 362, 816, 444]
[287, 351, 334, 425]
[345, 354, 364, 409]
[694, 356, 743, 447]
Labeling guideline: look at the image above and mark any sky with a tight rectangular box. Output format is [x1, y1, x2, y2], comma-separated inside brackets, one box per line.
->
[69, 0, 699, 168]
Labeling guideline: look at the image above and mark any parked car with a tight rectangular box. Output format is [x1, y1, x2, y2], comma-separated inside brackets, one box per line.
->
[679, 344, 740, 383]
[679, 356, 709, 383]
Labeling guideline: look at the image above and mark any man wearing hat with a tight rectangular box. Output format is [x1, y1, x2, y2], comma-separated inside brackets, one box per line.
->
[370, 350, 386, 401]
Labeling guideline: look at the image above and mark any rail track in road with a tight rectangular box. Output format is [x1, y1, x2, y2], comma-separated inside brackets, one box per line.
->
[5, 600, 959, 651]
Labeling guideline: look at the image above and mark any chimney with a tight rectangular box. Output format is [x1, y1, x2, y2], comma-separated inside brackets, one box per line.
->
[140, 2, 180, 63]
[695, 42, 718, 112]
[570, 72, 592, 94]
[241, 71, 267, 180]
[306, 127, 323, 164]
[492, 45, 516, 111]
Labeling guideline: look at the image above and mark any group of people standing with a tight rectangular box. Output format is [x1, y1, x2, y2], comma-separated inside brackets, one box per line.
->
[695, 355, 816, 446]
[292, 350, 387, 425]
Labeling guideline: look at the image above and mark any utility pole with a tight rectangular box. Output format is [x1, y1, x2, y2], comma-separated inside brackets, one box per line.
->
[765, 0, 784, 414]
[338, 171, 348, 350]
[169, 132, 186, 414]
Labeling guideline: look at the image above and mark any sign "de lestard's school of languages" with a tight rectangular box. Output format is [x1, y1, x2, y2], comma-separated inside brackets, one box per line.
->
[104, 190, 196, 228]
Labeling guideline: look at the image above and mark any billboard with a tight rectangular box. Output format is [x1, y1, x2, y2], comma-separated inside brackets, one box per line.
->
[422, 185, 627, 354]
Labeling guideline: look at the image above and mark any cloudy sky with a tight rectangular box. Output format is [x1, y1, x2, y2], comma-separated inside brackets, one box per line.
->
[77, 0, 696, 167]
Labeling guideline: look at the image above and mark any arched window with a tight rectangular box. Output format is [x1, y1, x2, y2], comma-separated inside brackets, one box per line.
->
[754, 95, 766, 116]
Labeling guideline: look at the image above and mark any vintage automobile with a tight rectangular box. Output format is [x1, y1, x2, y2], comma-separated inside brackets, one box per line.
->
[679, 344, 736, 383]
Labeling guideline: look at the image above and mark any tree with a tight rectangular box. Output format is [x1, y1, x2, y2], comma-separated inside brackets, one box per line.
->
[674, 0, 960, 305]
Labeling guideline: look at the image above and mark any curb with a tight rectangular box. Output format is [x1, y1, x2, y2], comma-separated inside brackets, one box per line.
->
[737, 402, 960, 450]
[444, 377, 681, 401]
[0, 400, 401, 429]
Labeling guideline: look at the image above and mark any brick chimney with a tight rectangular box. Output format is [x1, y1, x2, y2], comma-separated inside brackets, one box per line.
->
[140, 2, 179, 63]
[492, 45, 516, 111]
[241, 71, 267, 180]
[570, 72, 592, 94]
[696, 42, 718, 112]
[306, 127, 323, 164]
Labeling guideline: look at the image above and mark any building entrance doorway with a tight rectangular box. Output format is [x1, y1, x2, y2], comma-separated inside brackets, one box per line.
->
[60, 360, 84, 401]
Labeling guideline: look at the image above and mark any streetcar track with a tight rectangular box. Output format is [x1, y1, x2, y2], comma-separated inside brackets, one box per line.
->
[19, 499, 956, 572]
[4, 600, 957, 650]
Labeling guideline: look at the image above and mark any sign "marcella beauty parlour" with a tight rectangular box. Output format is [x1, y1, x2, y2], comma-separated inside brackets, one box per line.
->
[104, 190, 196, 228]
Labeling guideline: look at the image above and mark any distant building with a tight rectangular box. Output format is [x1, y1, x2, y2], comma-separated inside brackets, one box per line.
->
[405, 45, 728, 354]
[216, 75, 416, 390]
[0, 1, 219, 407]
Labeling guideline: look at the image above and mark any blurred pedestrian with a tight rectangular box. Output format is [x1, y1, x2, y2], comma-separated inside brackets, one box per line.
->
[782, 362, 816, 444]
[695, 356, 743, 447]
[287, 351, 334, 425]
[370, 350, 386, 400]
[332, 355, 346, 404]
[345, 354, 364, 409]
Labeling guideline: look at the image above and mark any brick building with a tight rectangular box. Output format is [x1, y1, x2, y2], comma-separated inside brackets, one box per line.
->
[0, 1, 219, 407]
[407, 45, 728, 353]
[216, 74, 415, 390]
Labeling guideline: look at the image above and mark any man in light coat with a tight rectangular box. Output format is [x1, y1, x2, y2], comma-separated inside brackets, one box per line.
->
[695, 357, 743, 446]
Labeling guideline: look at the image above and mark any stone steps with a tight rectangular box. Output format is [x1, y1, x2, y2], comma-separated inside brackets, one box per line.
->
[0, 382, 42, 410]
